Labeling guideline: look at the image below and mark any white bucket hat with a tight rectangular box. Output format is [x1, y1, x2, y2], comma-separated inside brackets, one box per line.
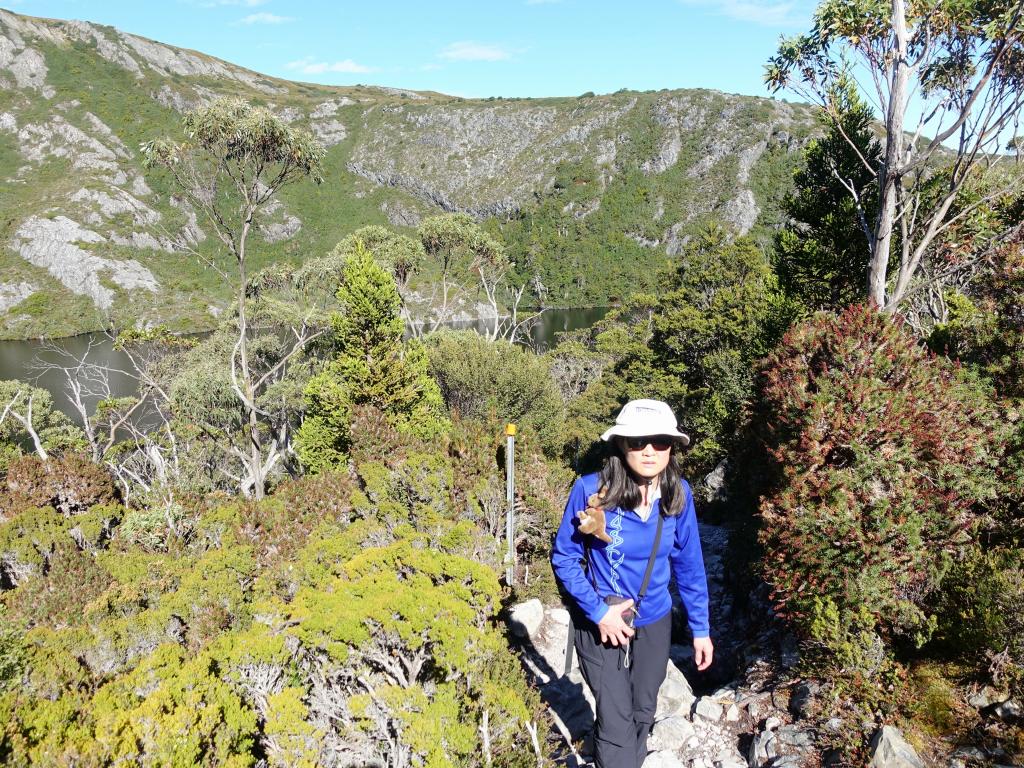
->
[600, 399, 690, 446]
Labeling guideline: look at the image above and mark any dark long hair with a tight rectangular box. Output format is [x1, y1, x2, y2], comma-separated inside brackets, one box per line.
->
[597, 443, 685, 517]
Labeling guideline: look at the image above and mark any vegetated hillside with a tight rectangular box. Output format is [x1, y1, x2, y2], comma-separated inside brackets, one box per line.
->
[0, 8, 818, 339]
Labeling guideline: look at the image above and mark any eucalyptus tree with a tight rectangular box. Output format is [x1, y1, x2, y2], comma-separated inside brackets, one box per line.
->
[142, 98, 325, 499]
[766, 0, 1024, 312]
[416, 214, 527, 339]
[0, 380, 84, 468]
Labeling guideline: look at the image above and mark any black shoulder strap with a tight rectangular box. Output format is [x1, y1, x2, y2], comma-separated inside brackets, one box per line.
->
[636, 512, 664, 608]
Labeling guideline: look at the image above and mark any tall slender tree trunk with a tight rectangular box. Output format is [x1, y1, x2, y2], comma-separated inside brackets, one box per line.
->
[237, 213, 266, 500]
[869, 0, 911, 309]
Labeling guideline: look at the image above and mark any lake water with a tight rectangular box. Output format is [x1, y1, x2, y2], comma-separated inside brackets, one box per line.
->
[0, 306, 609, 420]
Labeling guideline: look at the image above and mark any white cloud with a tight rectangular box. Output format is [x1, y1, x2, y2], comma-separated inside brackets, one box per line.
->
[678, 0, 807, 26]
[420, 63, 443, 72]
[200, 0, 270, 6]
[238, 12, 293, 24]
[285, 56, 375, 74]
[438, 41, 511, 62]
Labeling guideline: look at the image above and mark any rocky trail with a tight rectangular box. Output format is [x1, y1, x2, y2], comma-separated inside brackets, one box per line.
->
[508, 520, 1022, 768]
[509, 521, 820, 768]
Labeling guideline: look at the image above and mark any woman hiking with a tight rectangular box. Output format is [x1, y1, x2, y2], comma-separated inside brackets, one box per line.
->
[551, 398, 712, 768]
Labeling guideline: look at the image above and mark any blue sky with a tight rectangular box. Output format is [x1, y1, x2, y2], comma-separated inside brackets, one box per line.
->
[4, 0, 817, 100]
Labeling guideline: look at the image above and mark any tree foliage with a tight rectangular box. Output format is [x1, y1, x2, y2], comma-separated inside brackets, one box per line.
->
[766, 0, 1024, 311]
[775, 78, 882, 312]
[558, 227, 789, 473]
[142, 98, 326, 499]
[424, 330, 565, 455]
[0, 381, 85, 472]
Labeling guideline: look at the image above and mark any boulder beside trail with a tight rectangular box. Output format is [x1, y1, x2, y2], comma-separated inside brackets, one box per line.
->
[868, 726, 925, 768]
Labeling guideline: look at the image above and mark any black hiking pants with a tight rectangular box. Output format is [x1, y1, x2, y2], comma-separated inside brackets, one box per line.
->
[574, 610, 672, 768]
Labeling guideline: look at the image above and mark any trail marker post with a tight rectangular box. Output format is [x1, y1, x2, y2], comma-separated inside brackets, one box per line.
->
[505, 423, 516, 585]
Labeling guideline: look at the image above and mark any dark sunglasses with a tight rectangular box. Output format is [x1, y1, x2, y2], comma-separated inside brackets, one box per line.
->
[623, 436, 674, 452]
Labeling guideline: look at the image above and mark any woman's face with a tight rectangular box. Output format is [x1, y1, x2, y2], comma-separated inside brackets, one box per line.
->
[617, 436, 673, 480]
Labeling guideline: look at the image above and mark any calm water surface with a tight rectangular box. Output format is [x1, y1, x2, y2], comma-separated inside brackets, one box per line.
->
[0, 307, 609, 420]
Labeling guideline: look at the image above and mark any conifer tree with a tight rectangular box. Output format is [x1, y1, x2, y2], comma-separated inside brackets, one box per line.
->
[296, 243, 446, 472]
[775, 78, 882, 312]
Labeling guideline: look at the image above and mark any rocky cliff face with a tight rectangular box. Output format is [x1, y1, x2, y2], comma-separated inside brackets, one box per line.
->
[0, 8, 817, 338]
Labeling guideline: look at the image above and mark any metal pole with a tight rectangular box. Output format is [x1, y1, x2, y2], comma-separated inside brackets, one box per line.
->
[505, 423, 516, 585]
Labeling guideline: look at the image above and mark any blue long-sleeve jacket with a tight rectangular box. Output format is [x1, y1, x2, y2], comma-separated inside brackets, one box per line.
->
[551, 472, 710, 636]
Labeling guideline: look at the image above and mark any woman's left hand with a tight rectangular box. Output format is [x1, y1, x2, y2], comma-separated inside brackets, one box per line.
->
[693, 637, 714, 671]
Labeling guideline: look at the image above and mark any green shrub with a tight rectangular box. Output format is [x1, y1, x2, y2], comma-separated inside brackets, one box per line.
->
[0, 381, 86, 476]
[287, 535, 545, 767]
[935, 546, 1024, 697]
[4, 539, 113, 628]
[754, 305, 1006, 667]
[425, 329, 565, 456]
[0, 605, 22, 692]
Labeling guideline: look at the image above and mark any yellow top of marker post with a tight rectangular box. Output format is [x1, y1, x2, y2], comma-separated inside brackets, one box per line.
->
[505, 424, 517, 436]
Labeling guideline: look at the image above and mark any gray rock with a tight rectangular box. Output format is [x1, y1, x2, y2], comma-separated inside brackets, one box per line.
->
[64, 20, 143, 77]
[644, 751, 688, 768]
[789, 681, 817, 720]
[16, 116, 119, 171]
[6, 46, 47, 90]
[951, 746, 986, 762]
[0, 282, 33, 312]
[649, 715, 695, 751]
[993, 699, 1022, 720]
[508, 599, 544, 639]
[749, 730, 776, 767]
[721, 189, 760, 234]
[776, 724, 814, 748]
[311, 97, 357, 118]
[658, 659, 696, 719]
[13, 215, 159, 309]
[868, 726, 925, 768]
[119, 31, 284, 93]
[725, 703, 740, 722]
[262, 214, 302, 243]
[693, 697, 724, 721]
[380, 199, 423, 227]
[702, 459, 729, 502]
[967, 686, 999, 709]
[70, 187, 160, 226]
[311, 119, 347, 147]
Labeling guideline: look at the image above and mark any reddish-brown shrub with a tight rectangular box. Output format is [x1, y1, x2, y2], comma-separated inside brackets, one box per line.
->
[753, 305, 1006, 654]
[2, 454, 117, 519]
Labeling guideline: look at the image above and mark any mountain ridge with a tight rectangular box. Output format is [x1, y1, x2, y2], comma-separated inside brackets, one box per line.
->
[0, 8, 818, 339]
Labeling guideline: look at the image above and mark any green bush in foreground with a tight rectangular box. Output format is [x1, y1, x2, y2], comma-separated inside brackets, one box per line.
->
[0, 429, 549, 766]
[753, 305, 1006, 671]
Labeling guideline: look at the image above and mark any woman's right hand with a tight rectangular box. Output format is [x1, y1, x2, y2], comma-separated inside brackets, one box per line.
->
[597, 599, 636, 646]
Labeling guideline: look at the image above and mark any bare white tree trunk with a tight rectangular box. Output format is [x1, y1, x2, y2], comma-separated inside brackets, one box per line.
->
[869, 0, 911, 308]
